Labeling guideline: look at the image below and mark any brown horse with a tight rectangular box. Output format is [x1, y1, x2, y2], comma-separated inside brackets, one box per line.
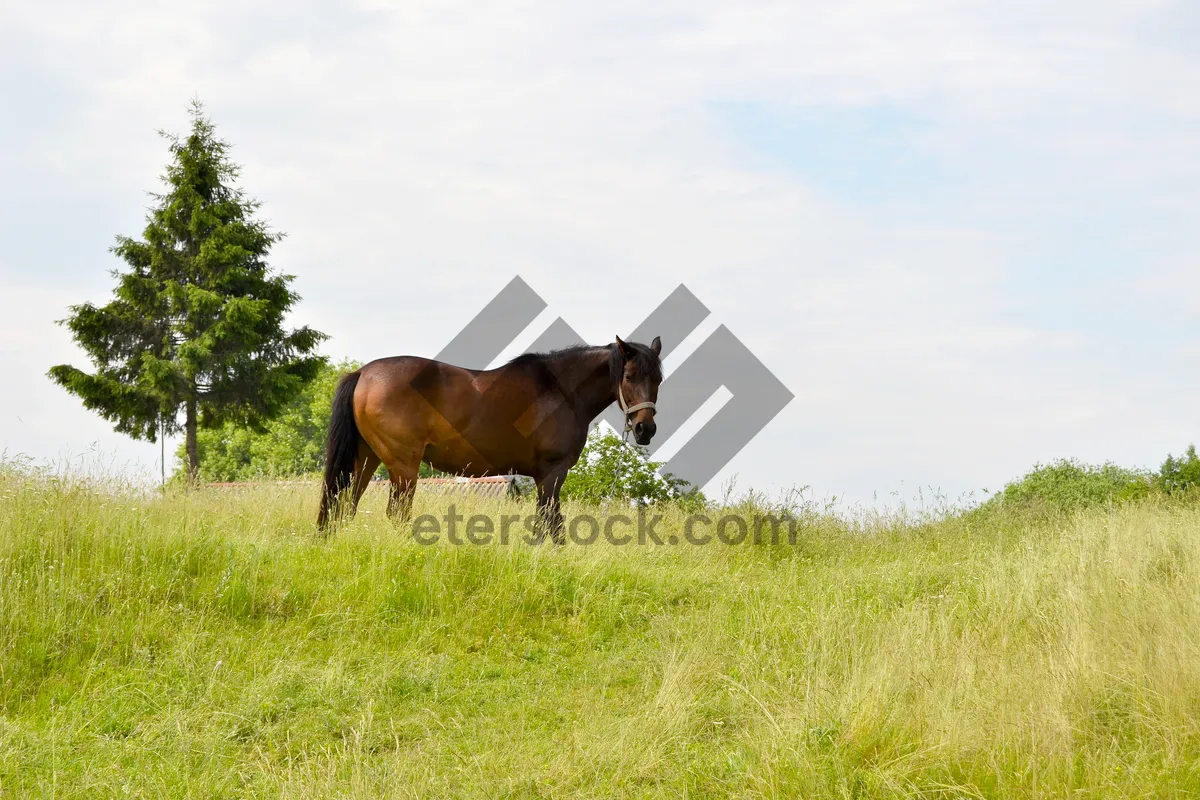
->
[316, 336, 663, 541]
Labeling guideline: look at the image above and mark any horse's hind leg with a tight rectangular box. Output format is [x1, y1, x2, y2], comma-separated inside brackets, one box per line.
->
[384, 454, 421, 523]
[320, 443, 380, 529]
[351, 443, 381, 515]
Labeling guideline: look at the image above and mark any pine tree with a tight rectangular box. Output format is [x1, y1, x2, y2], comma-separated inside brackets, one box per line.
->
[49, 100, 327, 482]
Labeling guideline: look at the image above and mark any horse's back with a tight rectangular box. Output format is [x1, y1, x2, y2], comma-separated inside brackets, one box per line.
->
[354, 354, 530, 436]
[352, 355, 544, 475]
[355, 356, 476, 412]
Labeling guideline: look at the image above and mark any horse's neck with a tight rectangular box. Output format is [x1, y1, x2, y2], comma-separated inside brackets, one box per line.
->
[558, 349, 616, 420]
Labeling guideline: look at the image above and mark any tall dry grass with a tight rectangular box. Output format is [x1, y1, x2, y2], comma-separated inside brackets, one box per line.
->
[1, 464, 1199, 797]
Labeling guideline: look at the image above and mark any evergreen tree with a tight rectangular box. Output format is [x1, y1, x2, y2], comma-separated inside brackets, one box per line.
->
[49, 100, 326, 482]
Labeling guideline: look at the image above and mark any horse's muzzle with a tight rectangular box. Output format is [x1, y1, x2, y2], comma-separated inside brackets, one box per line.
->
[633, 420, 656, 446]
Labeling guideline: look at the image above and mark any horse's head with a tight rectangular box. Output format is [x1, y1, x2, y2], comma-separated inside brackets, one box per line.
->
[615, 335, 663, 446]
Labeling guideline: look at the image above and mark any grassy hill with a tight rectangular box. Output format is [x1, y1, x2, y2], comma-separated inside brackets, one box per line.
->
[2, 467, 1199, 798]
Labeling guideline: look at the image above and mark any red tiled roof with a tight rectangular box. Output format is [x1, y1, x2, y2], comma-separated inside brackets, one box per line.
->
[207, 475, 530, 498]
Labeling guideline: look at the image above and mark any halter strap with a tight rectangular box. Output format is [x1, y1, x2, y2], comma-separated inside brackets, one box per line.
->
[618, 383, 656, 418]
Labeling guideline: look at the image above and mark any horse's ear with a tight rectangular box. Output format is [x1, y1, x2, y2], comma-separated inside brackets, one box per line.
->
[650, 336, 662, 356]
[615, 335, 633, 359]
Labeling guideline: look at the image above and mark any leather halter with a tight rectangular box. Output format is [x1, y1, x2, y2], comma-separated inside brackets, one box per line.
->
[618, 381, 656, 431]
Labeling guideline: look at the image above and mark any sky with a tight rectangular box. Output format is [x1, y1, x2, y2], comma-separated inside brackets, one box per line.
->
[2, 0, 1198, 507]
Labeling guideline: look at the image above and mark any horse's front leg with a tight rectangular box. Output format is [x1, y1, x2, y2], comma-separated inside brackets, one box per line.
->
[387, 473, 417, 522]
[535, 473, 566, 545]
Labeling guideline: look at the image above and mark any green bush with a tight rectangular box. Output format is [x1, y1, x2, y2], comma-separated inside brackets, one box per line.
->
[985, 458, 1152, 516]
[1155, 445, 1200, 494]
[561, 426, 704, 508]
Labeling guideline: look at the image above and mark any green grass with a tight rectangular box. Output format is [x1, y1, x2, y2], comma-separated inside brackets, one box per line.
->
[2, 468, 1200, 798]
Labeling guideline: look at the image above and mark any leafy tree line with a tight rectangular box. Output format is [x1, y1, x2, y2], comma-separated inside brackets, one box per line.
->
[49, 101, 325, 483]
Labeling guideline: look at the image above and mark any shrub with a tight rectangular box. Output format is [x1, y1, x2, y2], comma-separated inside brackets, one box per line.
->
[1155, 445, 1200, 494]
[986, 458, 1152, 516]
[561, 426, 704, 508]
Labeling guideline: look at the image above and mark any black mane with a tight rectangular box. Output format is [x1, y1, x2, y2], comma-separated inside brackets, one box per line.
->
[504, 341, 662, 389]
[504, 343, 603, 369]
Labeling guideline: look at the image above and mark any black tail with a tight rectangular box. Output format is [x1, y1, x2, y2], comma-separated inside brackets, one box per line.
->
[317, 370, 363, 529]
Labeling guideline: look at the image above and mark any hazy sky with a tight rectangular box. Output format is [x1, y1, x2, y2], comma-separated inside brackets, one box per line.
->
[2, 1, 1198, 505]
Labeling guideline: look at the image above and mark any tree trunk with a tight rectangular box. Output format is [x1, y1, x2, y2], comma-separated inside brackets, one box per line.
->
[185, 396, 199, 486]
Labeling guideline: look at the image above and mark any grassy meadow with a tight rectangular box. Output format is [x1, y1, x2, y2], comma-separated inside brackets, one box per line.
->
[2, 466, 1200, 798]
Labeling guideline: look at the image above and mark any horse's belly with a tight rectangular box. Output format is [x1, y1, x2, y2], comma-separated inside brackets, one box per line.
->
[423, 438, 536, 478]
